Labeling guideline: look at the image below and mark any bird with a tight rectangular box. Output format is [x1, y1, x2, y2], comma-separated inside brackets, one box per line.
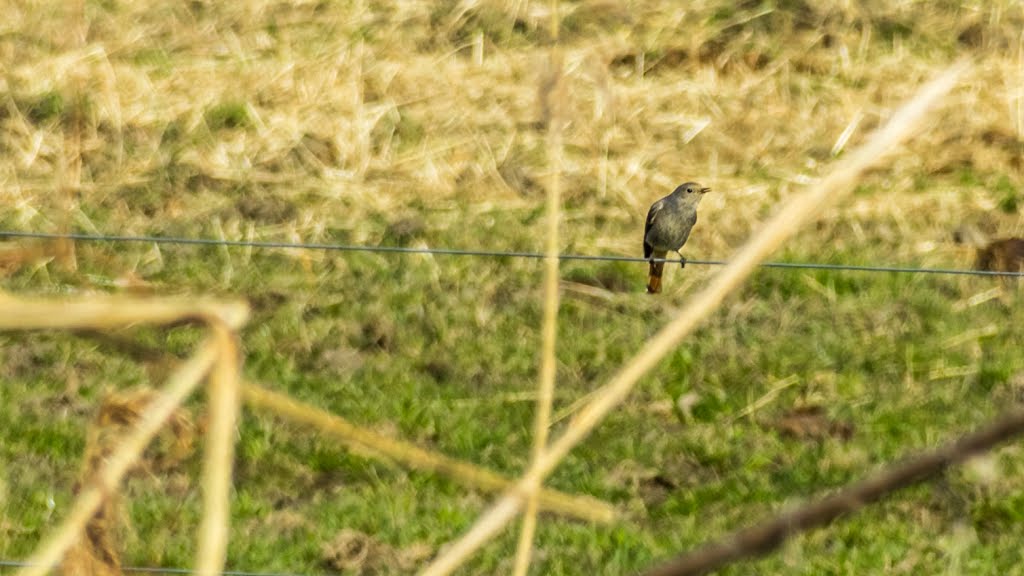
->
[643, 182, 710, 294]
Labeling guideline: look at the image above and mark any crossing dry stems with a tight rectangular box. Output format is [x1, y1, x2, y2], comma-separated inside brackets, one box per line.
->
[3, 2, 1023, 574]
[61, 328, 617, 522]
[1, 290, 613, 576]
[419, 59, 971, 576]
[13, 339, 221, 576]
[0, 294, 249, 576]
[61, 387, 198, 576]
[0, 57, 1004, 575]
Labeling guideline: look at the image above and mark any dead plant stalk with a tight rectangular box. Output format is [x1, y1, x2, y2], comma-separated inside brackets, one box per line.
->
[419, 59, 971, 576]
[240, 383, 615, 523]
[643, 406, 1024, 576]
[512, 46, 565, 576]
[195, 324, 242, 576]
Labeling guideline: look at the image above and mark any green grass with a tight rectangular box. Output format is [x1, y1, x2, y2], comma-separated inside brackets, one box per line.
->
[4, 222, 1024, 574]
[2, 0, 1024, 574]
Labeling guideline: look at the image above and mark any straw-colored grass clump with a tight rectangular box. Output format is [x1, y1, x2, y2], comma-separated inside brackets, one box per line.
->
[1, 1, 1020, 255]
[2, 1, 1024, 574]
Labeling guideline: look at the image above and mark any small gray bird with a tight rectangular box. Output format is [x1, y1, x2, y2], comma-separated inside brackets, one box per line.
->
[643, 182, 710, 293]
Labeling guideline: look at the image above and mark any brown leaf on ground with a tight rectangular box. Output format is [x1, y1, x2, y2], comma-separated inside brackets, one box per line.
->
[769, 405, 854, 442]
[604, 460, 680, 507]
[639, 474, 679, 507]
[321, 529, 432, 574]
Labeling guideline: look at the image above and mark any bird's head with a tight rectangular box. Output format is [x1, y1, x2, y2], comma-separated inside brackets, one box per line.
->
[674, 182, 711, 203]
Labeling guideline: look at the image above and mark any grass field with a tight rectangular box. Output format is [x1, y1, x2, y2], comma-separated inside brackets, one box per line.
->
[2, 1, 1024, 574]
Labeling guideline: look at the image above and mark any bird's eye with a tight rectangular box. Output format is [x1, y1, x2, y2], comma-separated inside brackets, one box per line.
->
[687, 188, 693, 193]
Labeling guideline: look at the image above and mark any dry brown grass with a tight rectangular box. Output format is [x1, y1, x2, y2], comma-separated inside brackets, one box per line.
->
[3, 1, 1024, 574]
[420, 59, 968, 576]
[14, 338, 219, 576]
[2, 2, 1020, 259]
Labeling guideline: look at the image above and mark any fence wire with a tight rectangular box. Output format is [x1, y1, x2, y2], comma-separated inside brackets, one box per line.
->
[2, 230, 1021, 278]
[0, 559, 308, 576]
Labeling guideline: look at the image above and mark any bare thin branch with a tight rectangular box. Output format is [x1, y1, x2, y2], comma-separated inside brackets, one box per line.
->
[643, 407, 1024, 576]
[418, 59, 970, 576]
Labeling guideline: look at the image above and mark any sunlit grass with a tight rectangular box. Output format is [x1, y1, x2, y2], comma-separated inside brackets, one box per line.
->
[2, 0, 1024, 574]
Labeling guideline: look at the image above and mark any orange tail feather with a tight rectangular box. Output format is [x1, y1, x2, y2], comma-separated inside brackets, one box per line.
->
[647, 260, 665, 294]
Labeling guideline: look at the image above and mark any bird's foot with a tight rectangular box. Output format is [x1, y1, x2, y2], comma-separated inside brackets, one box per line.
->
[677, 253, 687, 269]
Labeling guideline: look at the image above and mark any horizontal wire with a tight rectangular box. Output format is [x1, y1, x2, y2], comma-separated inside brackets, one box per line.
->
[1, 229, 1021, 277]
[0, 559, 309, 576]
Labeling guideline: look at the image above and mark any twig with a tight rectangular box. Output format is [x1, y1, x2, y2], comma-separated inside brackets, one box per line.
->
[549, 386, 599, 426]
[418, 60, 970, 576]
[731, 375, 800, 422]
[642, 407, 1024, 576]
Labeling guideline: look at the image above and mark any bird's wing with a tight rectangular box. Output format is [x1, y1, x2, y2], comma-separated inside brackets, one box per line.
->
[675, 210, 699, 248]
[643, 200, 663, 258]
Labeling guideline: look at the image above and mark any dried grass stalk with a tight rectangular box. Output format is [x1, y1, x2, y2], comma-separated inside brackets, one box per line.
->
[61, 388, 196, 576]
[195, 324, 242, 576]
[419, 59, 970, 576]
[512, 48, 566, 576]
[0, 295, 249, 331]
[16, 340, 220, 576]
[241, 383, 615, 524]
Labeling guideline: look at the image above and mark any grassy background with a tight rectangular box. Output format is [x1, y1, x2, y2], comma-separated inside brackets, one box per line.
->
[2, 0, 1024, 573]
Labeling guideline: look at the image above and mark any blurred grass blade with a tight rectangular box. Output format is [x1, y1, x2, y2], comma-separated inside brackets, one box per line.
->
[419, 59, 970, 576]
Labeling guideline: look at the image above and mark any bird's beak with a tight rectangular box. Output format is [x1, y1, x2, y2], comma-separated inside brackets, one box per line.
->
[700, 187, 711, 194]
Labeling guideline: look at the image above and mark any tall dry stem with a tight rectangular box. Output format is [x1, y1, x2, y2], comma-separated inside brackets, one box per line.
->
[241, 383, 615, 523]
[512, 46, 565, 576]
[0, 296, 249, 331]
[419, 59, 970, 576]
[195, 324, 242, 576]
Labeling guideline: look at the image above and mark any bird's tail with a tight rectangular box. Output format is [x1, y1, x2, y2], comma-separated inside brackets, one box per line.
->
[647, 254, 666, 294]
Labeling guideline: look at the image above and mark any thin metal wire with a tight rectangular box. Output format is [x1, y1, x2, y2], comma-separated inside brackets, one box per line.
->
[0, 560, 309, 576]
[1, 229, 1021, 277]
